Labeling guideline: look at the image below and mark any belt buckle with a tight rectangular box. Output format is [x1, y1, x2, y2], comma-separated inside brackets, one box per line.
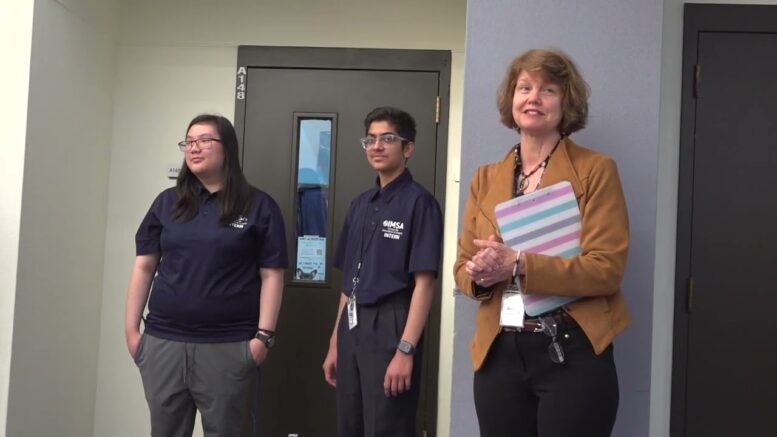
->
[522, 318, 543, 333]
[526, 322, 544, 333]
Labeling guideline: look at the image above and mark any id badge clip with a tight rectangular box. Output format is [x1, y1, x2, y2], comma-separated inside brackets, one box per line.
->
[347, 275, 359, 330]
[347, 293, 358, 330]
[500, 284, 524, 328]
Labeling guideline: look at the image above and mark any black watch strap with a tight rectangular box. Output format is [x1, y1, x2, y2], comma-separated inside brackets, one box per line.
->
[397, 339, 415, 355]
[254, 329, 275, 348]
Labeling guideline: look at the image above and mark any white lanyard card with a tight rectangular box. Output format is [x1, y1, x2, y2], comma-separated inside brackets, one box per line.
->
[500, 284, 525, 328]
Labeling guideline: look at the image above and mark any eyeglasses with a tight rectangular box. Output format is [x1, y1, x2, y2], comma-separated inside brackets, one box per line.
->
[359, 133, 409, 150]
[538, 316, 565, 364]
[177, 138, 221, 152]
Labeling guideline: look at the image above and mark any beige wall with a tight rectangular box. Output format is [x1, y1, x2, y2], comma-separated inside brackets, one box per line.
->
[93, 1, 466, 436]
[4, 0, 118, 435]
[439, 47, 465, 437]
[0, 1, 35, 432]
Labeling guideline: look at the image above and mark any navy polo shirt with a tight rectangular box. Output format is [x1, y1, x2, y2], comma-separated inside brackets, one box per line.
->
[135, 185, 288, 342]
[334, 169, 442, 305]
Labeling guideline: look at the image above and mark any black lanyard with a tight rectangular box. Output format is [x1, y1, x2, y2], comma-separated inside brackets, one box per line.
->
[350, 196, 383, 297]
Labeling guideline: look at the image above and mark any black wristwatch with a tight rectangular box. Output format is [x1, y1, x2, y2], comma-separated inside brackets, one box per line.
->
[254, 329, 275, 348]
[397, 339, 415, 355]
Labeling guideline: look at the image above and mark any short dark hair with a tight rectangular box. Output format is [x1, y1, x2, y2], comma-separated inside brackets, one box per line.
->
[496, 48, 590, 135]
[173, 114, 253, 225]
[364, 106, 416, 143]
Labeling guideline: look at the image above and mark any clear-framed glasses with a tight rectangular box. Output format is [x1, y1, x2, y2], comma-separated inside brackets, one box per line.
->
[359, 133, 409, 150]
[177, 138, 221, 152]
[538, 316, 565, 364]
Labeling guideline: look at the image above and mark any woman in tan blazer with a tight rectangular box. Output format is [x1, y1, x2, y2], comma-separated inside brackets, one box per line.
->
[454, 49, 630, 437]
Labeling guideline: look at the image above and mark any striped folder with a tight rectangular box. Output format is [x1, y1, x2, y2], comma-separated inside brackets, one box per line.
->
[495, 181, 582, 316]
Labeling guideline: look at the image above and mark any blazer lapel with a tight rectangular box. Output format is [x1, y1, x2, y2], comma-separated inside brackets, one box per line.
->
[538, 137, 585, 199]
[477, 149, 515, 238]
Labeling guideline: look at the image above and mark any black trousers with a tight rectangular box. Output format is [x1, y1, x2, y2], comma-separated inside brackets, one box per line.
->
[473, 324, 619, 437]
[336, 291, 423, 437]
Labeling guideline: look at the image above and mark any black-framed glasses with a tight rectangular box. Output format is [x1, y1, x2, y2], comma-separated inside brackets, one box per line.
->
[177, 138, 221, 152]
[538, 316, 565, 364]
[359, 133, 409, 150]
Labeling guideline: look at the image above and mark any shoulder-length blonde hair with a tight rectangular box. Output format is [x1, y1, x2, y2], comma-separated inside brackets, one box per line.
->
[497, 48, 590, 135]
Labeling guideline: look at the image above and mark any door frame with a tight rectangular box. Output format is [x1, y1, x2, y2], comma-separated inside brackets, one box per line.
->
[672, 5, 777, 435]
[233, 46, 451, 436]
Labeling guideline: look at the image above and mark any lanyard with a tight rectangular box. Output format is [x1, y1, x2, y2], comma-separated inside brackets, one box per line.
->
[350, 197, 383, 298]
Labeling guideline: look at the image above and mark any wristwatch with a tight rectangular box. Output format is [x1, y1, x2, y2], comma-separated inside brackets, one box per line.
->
[254, 329, 275, 348]
[397, 339, 415, 355]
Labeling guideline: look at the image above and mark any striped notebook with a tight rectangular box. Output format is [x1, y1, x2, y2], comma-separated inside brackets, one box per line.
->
[495, 181, 582, 316]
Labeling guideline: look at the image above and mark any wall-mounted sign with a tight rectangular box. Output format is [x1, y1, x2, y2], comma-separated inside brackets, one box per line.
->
[295, 235, 326, 282]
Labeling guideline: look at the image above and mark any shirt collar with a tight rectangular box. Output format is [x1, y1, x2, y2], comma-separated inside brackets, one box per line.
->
[369, 168, 413, 202]
[196, 181, 220, 200]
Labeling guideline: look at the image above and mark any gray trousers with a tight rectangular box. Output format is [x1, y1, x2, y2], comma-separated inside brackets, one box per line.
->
[336, 291, 423, 437]
[134, 333, 260, 437]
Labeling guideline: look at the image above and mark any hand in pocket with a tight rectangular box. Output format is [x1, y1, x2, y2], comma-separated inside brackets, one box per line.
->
[127, 331, 143, 359]
[249, 339, 268, 366]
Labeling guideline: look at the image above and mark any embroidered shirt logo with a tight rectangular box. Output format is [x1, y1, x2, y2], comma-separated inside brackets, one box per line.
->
[382, 219, 404, 240]
[229, 216, 248, 229]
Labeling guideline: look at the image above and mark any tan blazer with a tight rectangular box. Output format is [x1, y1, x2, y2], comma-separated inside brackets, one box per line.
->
[454, 137, 631, 371]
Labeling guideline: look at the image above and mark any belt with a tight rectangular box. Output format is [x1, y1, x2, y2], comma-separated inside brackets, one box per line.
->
[501, 310, 574, 333]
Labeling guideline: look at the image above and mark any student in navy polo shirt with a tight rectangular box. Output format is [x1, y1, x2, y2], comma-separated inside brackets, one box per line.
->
[322, 107, 443, 437]
[125, 114, 287, 437]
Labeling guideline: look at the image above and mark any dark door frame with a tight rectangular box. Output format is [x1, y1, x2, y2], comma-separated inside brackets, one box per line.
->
[233, 46, 451, 436]
[672, 5, 777, 435]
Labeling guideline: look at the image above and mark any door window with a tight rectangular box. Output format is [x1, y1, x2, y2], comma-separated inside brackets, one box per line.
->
[293, 115, 335, 283]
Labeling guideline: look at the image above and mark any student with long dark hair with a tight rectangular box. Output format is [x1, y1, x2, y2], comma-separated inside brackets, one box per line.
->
[125, 114, 287, 437]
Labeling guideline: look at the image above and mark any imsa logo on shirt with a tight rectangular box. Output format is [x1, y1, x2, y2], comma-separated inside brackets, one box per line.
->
[229, 216, 248, 229]
[382, 219, 404, 240]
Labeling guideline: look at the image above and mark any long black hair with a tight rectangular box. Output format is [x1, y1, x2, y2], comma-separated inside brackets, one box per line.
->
[172, 114, 253, 225]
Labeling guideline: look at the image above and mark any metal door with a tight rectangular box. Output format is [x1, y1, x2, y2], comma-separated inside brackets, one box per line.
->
[673, 5, 777, 435]
[235, 47, 450, 437]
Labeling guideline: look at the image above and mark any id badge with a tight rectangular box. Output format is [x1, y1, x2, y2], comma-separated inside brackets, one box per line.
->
[500, 285, 525, 328]
[347, 294, 358, 330]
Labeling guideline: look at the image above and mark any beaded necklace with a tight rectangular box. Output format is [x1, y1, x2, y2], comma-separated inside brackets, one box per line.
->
[514, 138, 561, 196]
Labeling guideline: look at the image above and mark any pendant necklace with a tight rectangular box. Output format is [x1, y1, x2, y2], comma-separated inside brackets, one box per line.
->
[517, 160, 546, 192]
[514, 138, 562, 195]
